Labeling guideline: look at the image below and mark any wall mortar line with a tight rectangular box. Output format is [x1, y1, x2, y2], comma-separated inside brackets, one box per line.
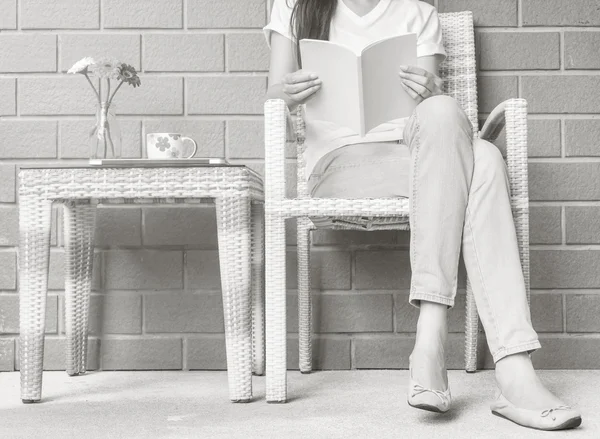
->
[98, 0, 102, 30]
[562, 294, 567, 333]
[559, 30, 565, 71]
[560, 118, 566, 158]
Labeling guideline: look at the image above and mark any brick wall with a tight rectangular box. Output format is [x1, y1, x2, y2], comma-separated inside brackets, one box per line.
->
[0, 0, 599, 372]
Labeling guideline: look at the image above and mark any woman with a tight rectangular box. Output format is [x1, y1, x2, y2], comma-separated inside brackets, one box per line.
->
[263, 0, 582, 431]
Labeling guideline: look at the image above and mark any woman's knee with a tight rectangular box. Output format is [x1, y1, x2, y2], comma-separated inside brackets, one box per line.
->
[473, 138, 508, 185]
[415, 95, 471, 128]
[403, 95, 474, 153]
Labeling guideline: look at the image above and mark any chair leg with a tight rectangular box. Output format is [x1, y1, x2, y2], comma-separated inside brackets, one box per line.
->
[19, 196, 53, 403]
[63, 200, 97, 376]
[464, 276, 479, 373]
[215, 196, 253, 402]
[513, 203, 531, 308]
[251, 202, 265, 376]
[297, 218, 312, 374]
[265, 212, 287, 403]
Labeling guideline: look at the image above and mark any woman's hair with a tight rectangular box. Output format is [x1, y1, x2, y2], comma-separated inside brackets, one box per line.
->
[288, 0, 337, 66]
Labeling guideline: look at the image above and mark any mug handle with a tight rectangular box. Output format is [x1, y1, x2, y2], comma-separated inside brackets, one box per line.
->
[181, 137, 198, 158]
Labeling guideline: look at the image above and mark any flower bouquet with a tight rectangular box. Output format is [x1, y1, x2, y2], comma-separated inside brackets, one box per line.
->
[68, 57, 141, 159]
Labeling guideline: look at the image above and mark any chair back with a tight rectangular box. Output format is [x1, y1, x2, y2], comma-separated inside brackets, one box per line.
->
[438, 11, 479, 131]
[295, 10, 479, 198]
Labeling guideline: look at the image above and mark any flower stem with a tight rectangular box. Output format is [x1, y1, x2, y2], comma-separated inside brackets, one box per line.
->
[106, 78, 111, 104]
[106, 125, 116, 158]
[84, 73, 101, 103]
[108, 80, 124, 106]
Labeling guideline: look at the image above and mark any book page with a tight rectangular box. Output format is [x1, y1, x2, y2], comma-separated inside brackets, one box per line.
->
[299, 39, 361, 134]
[360, 33, 418, 134]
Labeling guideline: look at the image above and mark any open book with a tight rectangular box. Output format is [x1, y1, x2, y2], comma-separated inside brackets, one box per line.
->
[299, 33, 417, 136]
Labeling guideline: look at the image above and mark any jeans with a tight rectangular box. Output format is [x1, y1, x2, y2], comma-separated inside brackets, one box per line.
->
[307, 95, 541, 363]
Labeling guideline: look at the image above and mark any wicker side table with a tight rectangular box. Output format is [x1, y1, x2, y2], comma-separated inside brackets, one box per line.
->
[17, 165, 264, 403]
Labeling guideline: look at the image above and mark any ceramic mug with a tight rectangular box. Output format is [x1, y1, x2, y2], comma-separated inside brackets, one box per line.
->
[146, 133, 198, 159]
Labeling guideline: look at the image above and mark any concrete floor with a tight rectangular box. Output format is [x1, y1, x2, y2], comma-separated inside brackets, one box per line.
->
[0, 370, 598, 439]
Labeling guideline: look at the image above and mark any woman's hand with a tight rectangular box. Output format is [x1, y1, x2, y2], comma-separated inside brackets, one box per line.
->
[398, 65, 443, 104]
[281, 70, 322, 104]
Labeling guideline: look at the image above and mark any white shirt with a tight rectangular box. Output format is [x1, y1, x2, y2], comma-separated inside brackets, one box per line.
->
[263, 0, 447, 178]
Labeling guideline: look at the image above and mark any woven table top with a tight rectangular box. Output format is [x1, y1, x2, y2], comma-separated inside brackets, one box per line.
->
[18, 165, 264, 202]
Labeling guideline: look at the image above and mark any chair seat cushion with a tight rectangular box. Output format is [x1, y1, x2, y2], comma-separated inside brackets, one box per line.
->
[309, 215, 410, 231]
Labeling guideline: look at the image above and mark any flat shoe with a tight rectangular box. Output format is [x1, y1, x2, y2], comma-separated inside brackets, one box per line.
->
[490, 390, 582, 431]
[407, 355, 451, 413]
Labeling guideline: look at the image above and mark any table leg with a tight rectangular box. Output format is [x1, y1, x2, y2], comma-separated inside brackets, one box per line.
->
[215, 196, 253, 402]
[265, 212, 287, 403]
[63, 200, 97, 376]
[251, 202, 265, 376]
[18, 196, 53, 403]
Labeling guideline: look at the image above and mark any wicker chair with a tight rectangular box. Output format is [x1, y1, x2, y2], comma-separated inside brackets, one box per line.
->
[263, 10, 530, 403]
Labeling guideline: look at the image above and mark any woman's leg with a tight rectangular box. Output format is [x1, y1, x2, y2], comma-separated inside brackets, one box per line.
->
[402, 95, 475, 391]
[406, 95, 568, 410]
[460, 136, 541, 362]
[307, 142, 411, 199]
[462, 138, 564, 409]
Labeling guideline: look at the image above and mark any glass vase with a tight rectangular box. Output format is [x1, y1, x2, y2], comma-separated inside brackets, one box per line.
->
[89, 102, 122, 159]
